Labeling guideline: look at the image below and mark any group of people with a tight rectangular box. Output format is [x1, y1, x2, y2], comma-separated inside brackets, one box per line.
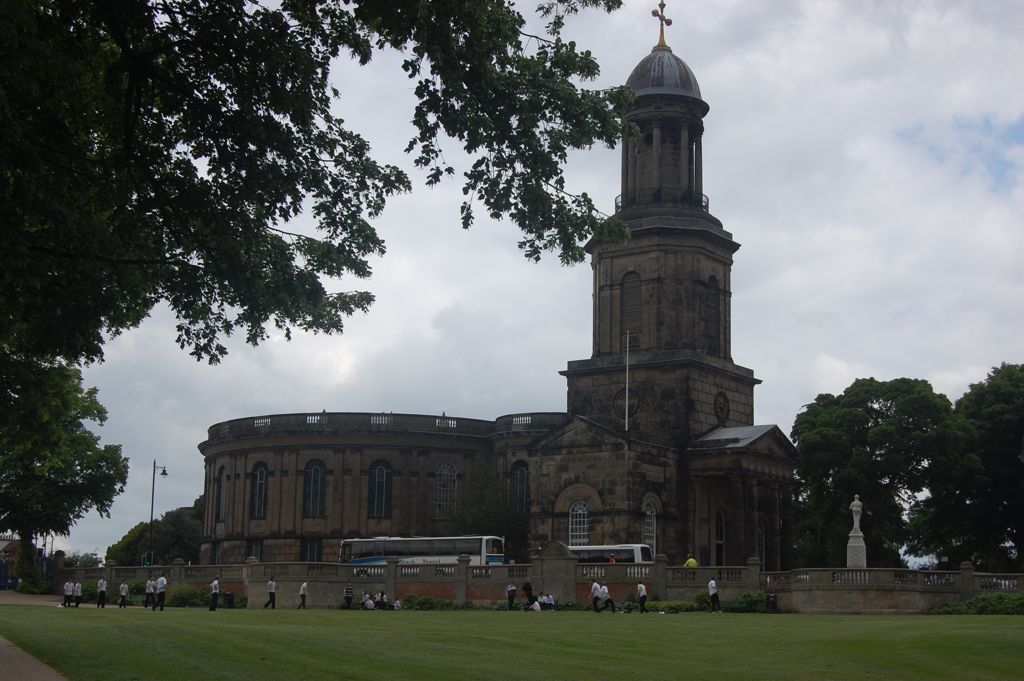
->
[505, 581, 557, 612]
[62, 574, 166, 610]
[590, 581, 617, 612]
[360, 591, 400, 610]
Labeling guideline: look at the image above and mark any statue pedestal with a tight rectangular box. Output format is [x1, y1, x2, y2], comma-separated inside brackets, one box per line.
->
[846, 530, 866, 568]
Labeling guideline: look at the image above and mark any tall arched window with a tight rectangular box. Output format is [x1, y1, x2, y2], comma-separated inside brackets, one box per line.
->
[303, 459, 326, 519]
[250, 463, 267, 520]
[703, 275, 722, 356]
[433, 463, 457, 519]
[714, 510, 726, 565]
[643, 501, 657, 555]
[368, 460, 392, 519]
[511, 461, 530, 514]
[569, 501, 590, 546]
[621, 272, 642, 344]
[215, 466, 226, 522]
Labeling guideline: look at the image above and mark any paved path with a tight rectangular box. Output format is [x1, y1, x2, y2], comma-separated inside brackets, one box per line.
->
[0, 590, 70, 680]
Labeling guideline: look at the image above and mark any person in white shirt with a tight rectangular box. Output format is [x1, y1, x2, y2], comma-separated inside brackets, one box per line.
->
[298, 581, 307, 609]
[209, 576, 220, 611]
[392, 599, 401, 611]
[153, 573, 167, 611]
[118, 581, 129, 608]
[590, 581, 602, 612]
[598, 584, 615, 613]
[708, 579, 721, 613]
[96, 578, 107, 608]
[63, 581, 73, 608]
[505, 582, 516, 611]
[144, 578, 155, 608]
[636, 581, 648, 613]
[264, 576, 276, 609]
[73, 580, 83, 607]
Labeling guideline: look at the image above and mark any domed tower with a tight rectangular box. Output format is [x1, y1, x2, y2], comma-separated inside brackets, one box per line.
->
[562, 7, 759, 447]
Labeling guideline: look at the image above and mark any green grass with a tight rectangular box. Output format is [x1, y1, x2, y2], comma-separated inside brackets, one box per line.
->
[1, 606, 1021, 681]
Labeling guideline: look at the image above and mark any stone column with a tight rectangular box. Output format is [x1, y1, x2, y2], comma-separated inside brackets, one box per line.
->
[745, 556, 761, 593]
[386, 555, 399, 600]
[694, 131, 704, 201]
[652, 120, 662, 198]
[780, 483, 794, 570]
[958, 561, 975, 601]
[767, 484, 781, 571]
[744, 480, 759, 562]
[455, 554, 470, 603]
[728, 476, 745, 565]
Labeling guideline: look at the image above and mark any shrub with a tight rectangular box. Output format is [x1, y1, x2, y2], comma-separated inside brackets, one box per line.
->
[723, 591, 768, 613]
[647, 600, 699, 613]
[930, 592, 1024, 615]
[401, 593, 453, 611]
[693, 591, 711, 611]
[168, 586, 206, 608]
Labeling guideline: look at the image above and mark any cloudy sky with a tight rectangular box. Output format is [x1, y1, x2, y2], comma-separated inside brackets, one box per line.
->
[61, 1, 1022, 558]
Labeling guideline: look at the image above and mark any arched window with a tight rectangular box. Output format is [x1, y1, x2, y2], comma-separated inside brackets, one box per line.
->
[303, 460, 326, 519]
[511, 461, 530, 514]
[703, 275, 722, 356]
[215, 466, 226, 522]
[643, 501, 657, 555]
[368, 460, 392, 519]
[714, 510, 726, 566]
[569, 501, 590, 546]
[433, 463, 457, 519]
[621, 272, 642, 345]
[250, 463, 267, 520]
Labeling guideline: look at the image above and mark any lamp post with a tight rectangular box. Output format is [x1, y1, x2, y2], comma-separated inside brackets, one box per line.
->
[148, 460, 168, 566]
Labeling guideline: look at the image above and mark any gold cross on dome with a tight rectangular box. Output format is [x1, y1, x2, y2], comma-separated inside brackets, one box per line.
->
[651, 1, 673, 47]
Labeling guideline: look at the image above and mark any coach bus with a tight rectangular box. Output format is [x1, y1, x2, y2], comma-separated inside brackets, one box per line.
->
[568, 544, 654, 564]
[338, 535, 505, 566]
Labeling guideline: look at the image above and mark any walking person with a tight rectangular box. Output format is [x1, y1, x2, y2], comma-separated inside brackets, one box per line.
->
[590, 580, 602, 612]
[63, 580, 73, 608]
[96, 577, 107, 608]
[636, 580, 648, 613]
[73, 579, 82, 607]
[505, 582, 516, 611]
[598, 583, 615, 613]
[708, 578, 721, 613]
[209, 575, 220, 611]
[154, 573, 167, 611]
[265, 576, 277, 609]
[118, 581, 129, 608]
[297, 581, 307, 609]
[144, 577, 155, 609]
[343, 582, 353, 610]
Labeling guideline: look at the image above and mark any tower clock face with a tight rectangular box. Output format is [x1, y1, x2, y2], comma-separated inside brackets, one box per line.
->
[614, 388, 641, 419]
[714, 391, 730, 425]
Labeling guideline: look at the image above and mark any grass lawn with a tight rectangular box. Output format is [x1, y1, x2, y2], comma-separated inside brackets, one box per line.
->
[0, 605, 1021, 681]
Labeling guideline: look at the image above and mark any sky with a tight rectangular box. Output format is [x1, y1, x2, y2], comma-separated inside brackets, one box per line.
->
[58, 0, 1023, 558]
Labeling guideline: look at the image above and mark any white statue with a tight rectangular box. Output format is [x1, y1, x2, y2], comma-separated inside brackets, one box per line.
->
[850, 495, 863, 534]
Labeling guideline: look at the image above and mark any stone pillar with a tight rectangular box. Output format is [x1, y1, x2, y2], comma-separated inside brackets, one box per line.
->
[694, 132, 704, 200]
[455, 554, 470, 604]
[652, 120, 662, 197]
[780, 483, 794, 570]
[745, 556, 761, 593]
[386, 556, 399, 600]
[959, 561, 975, 601]
[628, 137, 638, 204]
[743, 480, 759, 561]
[620, 140, 629, 206]
[728, 476, 745, 565]
[536, 542, 576, 604]
[767, 484, 781, 571]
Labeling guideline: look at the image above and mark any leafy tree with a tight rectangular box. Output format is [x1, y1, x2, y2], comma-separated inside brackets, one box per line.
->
[1, 0, 630, 366]
[105, 496, 204, 566]
[790, 377, 969, 568]
[0, 355, 128, 589]
[911, 363, 1024, 571]
[63, 551, 103, 568]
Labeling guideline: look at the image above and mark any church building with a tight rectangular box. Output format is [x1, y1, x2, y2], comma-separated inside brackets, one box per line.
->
[197, 15, 798, 570]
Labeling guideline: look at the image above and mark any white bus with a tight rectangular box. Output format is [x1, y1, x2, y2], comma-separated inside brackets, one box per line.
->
[338, 536, 505, 566]
[569, 544, 654, 564]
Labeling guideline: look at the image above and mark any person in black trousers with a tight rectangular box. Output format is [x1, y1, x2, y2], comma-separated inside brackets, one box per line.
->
[265, 577, 276, 609]
[343, 582, 354, 609]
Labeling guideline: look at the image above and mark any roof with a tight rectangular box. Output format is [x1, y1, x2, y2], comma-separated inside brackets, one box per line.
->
[691, 425, 780, 450]
[625, 45, 703, 100]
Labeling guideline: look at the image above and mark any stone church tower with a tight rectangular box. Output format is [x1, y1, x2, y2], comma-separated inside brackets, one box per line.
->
[528, 17, 797, 569]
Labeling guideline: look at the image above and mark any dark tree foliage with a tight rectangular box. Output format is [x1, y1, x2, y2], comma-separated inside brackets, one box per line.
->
[105, 495, 204, 566]
[1, 0, 631, 365]
[790, 377, 969, 568]
[909, 363, 1024, 571]
[63, 551, 103, 568]
[0, 355, 128, 586]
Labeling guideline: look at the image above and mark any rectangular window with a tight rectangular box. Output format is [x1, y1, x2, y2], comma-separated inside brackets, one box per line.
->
[301, 538, 323, 563]
[247, 539, 263, 561]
